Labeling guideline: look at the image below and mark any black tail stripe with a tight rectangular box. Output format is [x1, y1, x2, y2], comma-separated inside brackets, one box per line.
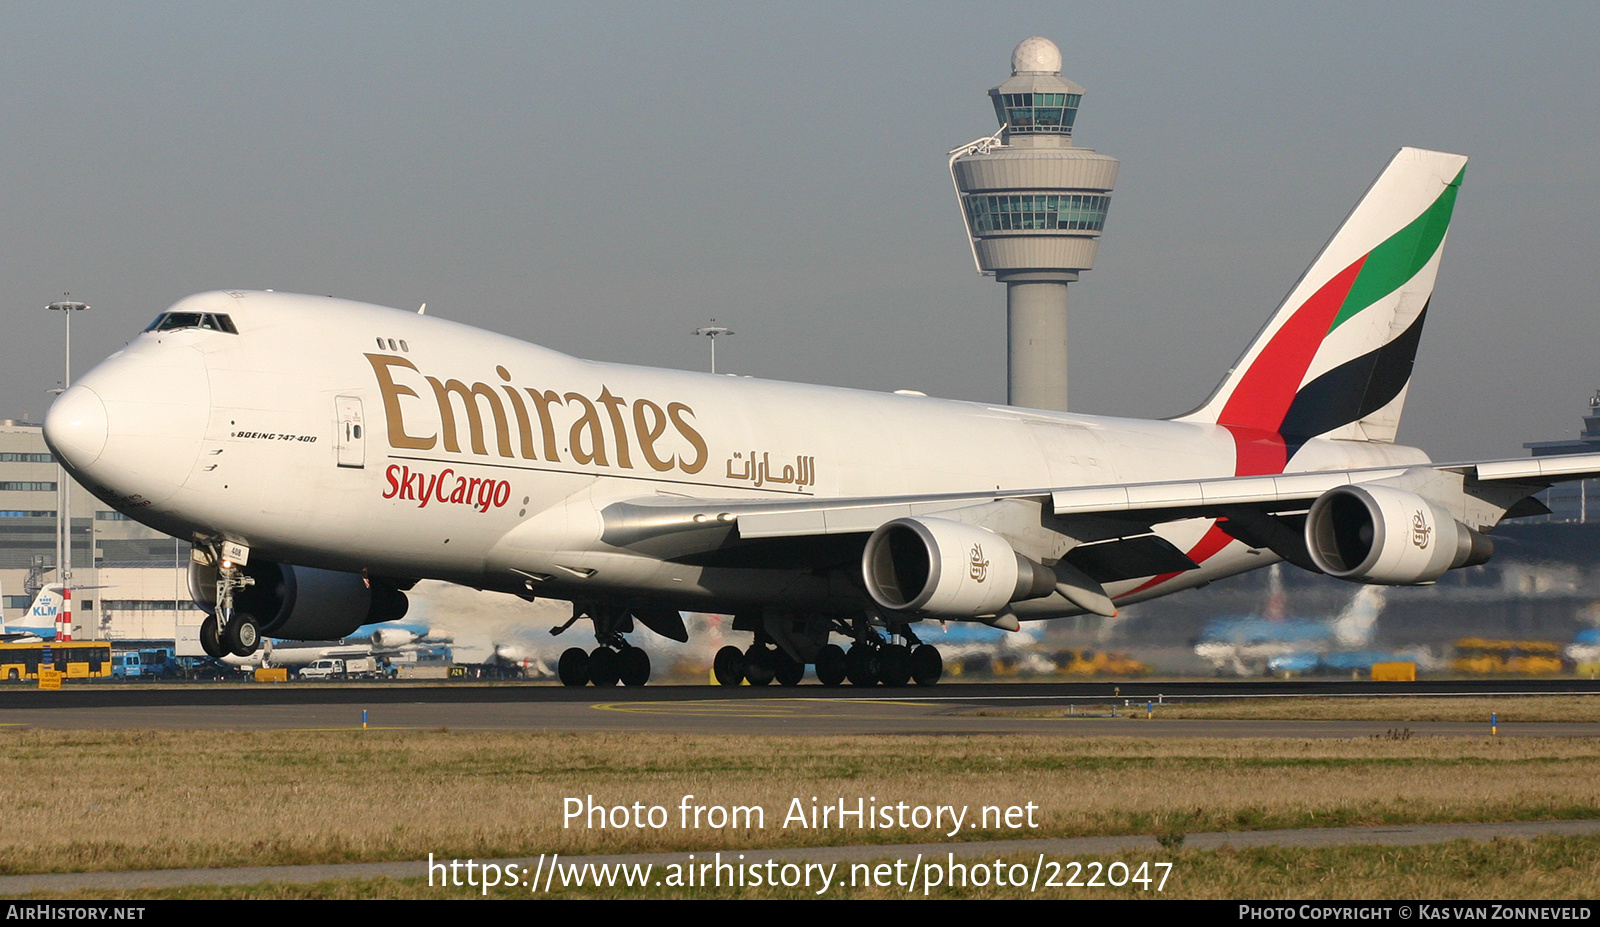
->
[1279, 302, 1428, 441]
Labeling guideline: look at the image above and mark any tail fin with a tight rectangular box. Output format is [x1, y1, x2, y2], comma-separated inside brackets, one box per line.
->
[1180, 147, 1466, 449]
[27, 585, 62, 625]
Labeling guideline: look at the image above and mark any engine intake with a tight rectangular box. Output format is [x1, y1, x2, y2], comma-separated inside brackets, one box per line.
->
[189, 560, 408, 640]
[1305, 484, 1492, 585]
[862, 517, 1054, 618]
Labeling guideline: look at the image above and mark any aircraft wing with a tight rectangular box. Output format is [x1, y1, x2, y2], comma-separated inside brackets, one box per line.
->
[599, 451, 1600, 582]
[1048, 453, 1600, 521]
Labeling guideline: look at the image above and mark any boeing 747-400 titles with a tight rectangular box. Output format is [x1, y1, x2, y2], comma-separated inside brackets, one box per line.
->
[40, 147, 1600, 686]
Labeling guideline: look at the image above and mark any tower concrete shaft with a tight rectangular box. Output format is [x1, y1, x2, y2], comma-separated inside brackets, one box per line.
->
[1007, 279, 1070, 411]
[949, 36, 1118, 411]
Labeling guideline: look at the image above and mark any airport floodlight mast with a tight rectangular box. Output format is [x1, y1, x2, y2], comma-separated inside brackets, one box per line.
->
[949, 36, 1119, 412]
[47, 298, 88, 594]
[693, 320, 734, 374]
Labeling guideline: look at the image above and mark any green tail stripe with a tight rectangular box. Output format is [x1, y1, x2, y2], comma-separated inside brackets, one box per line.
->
[1329, 166, 1465, 333]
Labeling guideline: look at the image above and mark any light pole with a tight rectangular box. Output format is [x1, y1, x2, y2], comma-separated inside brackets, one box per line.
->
[47, 299, 88, 605]
[692, 321, 734, 374]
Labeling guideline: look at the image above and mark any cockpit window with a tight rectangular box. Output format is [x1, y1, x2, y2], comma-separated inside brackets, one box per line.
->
[144, 312, 238, 334]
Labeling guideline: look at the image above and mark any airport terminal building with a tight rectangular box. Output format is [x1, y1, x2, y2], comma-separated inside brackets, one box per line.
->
[0, 419, 197, 639]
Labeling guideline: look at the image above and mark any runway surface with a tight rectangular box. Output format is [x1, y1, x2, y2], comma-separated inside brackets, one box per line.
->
[4, 679, 1598, 735]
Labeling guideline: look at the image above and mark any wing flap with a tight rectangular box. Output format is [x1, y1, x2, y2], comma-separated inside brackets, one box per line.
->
[1468, 452, 1600, 483]
[1050, 469, 1405, 515]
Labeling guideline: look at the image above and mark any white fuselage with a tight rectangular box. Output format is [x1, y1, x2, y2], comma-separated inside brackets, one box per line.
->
[51, 291, 1430, 620]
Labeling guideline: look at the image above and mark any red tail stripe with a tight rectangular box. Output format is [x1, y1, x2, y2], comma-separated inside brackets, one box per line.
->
[1224, 425, 1288, 477]
[1217, 255, 1366, 432]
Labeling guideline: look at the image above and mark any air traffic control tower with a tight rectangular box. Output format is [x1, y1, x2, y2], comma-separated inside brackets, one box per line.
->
[949, 37, 1119, 412]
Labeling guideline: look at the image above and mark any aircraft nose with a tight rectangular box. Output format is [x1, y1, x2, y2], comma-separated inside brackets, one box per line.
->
[45, 343, 211, 509]
[43, 385, 109, 469]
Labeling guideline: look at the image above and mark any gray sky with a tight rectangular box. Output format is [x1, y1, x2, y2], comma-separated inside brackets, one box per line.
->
[4, 2, 1597, 461]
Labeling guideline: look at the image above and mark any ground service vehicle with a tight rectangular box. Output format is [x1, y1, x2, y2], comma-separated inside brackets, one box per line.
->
[298, 657, 383, 679]
[0, 642, 114, 681]
[111, 652, 142, 678]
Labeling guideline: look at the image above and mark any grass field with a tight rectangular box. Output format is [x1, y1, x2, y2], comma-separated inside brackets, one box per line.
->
[2, 721, 1598, 879]
[23, 837, 1600, 900]
[967, 695, 1600, 723]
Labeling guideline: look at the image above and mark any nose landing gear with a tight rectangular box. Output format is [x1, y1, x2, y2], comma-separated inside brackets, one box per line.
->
[199, 545, 259, 659]
[222, 613, 260, 658]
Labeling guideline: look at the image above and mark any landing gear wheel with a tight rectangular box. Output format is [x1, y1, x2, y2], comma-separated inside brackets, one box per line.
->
[910, 644, 943, 686]
[877, 644, 912, 687]
[846, 645, 879, 687]
[743, 645, 775, 686]
[223, 614, 261, 658]
[814, 644, 847, 687]
[774, 649, 805, 687]
[713, 645, 745, 687]
[587, 647, 620, 687]
[199, 615, 224, 660]
[619, 647, 651, 687]
[558, 647, 590, 687]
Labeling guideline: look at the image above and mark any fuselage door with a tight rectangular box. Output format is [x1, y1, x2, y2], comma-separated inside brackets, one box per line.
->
[336, 396, 365, 469]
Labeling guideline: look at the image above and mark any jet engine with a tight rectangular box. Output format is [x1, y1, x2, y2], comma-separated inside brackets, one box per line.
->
[188, 560, 409, 641]
[861, 517, 1055, 618]
[1304, 484, 1492, 585]
[370, 627, 421, 648]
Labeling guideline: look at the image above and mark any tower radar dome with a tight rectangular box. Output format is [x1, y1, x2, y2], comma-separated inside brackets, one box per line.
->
[1011, 36, 1061, 74]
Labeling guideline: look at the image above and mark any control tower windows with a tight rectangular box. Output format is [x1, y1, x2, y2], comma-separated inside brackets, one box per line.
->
[992, 93, 1080, 135]
[965, 193, 1110, 233]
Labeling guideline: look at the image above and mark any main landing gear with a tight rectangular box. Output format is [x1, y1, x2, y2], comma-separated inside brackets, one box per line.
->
[553, 602, 664, 687]
[557, 644, 651, 688]
[547, 602, 948, 688]
[712, 615, 943, 688]
[712, 642, 807, 687]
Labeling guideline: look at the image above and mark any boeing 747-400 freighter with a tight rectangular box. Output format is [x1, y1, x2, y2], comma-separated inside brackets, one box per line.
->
[40, 148, 1600, 687]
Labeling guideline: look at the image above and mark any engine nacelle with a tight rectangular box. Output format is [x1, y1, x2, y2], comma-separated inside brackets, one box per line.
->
[188, 560, 409, 641]
[370, 627, 421, 648]
[1305, 484, 1492, 585]
[862, 517, 1054, 618]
